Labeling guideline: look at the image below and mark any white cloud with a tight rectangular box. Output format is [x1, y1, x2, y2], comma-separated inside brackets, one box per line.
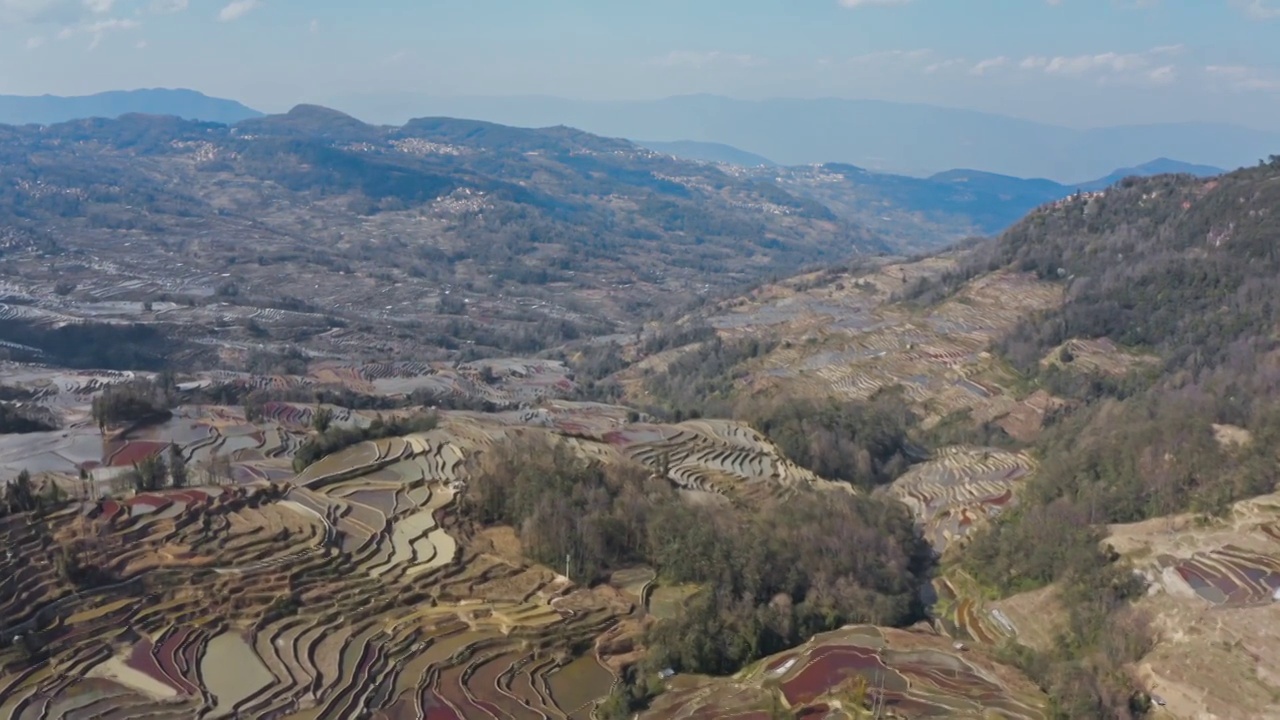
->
[1046, 0, 1161, 6]
[51, 14, 136, 48]
[924, 58, 966, 74]
[1016, 45, 1184, 86]
[24, 33, 42, 47]
[849, 48, 931, 63]
[1, 0, 182, 27]
[308, 17, 317, 32]
[1232, 0, 1280, 19]
[1205, 64, 1280, 91]
[838, 0, 911, 6]
[218, 0, 258, 22]
[915, 46, 1183, 87]
[1144, 65, 1177, 84]
[0, 0, 98, 25]
[970, 56, 1008, 75]
[150, 0, 187, 13]
[1044, 53, 1139, 75]
[383, 49, 410, 64]
[652, 50, 766, 69]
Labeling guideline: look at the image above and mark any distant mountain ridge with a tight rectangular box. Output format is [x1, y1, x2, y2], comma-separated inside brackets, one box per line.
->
[633, 141, 1223, 245]
[731, 157, 1223, 249]
[0, 92, 1231, 249]
[1074, 157, 1224, 191]
[0, 106, 887, 335]
[0, 88, 263, 126]
[637, 140, 777, 167]
[343, 93, 1277, 181]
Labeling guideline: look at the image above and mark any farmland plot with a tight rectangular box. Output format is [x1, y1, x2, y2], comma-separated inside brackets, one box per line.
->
[641, 625, 1048, 719]
[886, 446, 1035, 551]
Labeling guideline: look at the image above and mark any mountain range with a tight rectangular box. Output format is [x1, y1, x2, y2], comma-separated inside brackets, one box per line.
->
[636, 140, 778, 167]
[732, 157, 1220, 247]
[338, 93, 1277, 181]
[0, 89, 262, 127]
[4, 88, 1267, 184]
[0, 105, 890, 366]
[4, 90, 1280, 720]
[0, 89, 1230, 246]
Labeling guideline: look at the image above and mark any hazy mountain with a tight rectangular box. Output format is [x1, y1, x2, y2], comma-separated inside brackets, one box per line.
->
[745, 156, 1227, 249]
[1074, 157, 1223, 191]
[0, 88, 263, 126]
[339, 93, 1278, 182]
[0, 108, 886, 363]
[638, 140, 776, 167]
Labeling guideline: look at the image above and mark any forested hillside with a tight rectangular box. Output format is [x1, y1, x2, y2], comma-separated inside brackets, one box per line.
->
[603, 156, 1280, 718]
[0, 107, 886, 369]
[908, 155, 1280, 717]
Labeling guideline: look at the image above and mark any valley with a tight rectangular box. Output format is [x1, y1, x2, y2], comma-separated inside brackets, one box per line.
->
[0, 102, 1278, 720]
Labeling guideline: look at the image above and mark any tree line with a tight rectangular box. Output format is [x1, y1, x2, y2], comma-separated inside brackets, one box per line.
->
[461, 437, 931, 679]
[292, 411, 439, 472]
[91, 374, 178, 430]
[934, 164, 1280, 718]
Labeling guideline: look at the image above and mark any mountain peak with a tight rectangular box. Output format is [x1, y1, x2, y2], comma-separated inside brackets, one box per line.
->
[0, 88, 262, 126]
[284, 104, 362, 122]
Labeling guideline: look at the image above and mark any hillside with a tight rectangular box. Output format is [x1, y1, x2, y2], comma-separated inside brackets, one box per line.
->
[0, 104, 1069, 720]
[598, 156, 1280, 717]
[1, 91, 1228, 252]
[637, 139, 777, 167]
[653, 153, 1225, 249]
[1, 107, 1277, 718]
[363, 93, 1279, 180]
[1074, 157, 1222, 191]
[764, 164, 1069, 248]
[0, 89, 263, 125]
[0, 106, 884, 368]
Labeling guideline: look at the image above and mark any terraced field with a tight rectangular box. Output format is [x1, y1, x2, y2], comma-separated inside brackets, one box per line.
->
[1040, 338, 1158, 377]
[1158, 545, 1280, 606]
[928, 570, 1022, 649]
[0, 357, 580, 480]
[612, 418, 849, 502]
[675, 263, 1062, 430]
[885, 446, 1035, 552]
[1037, 492, 1280, 720]
[0, 460, 626, 718]
[0, 345, 1063, 718]
[0, 375, 863, 719]
[641, 625, 1049, 719]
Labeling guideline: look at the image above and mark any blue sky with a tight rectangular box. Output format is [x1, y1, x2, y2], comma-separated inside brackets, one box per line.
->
[1, 0, 1279, 129]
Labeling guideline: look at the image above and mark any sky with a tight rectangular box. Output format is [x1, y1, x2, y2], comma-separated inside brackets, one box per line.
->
[1, 0, 1279, 129]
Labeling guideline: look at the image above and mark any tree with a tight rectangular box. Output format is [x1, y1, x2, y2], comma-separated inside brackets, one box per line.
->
[168, 443, 188, 489]
[133, 452, 168, 493]
[312, 406, 334, 433]
[42, 480, 66, 508]
[204, 451, 233, 486]
[90, 377, 174, 431]
[244, 394, 264, 424]
[4, 469, 37, 513]
[110, 471, 138, 498]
